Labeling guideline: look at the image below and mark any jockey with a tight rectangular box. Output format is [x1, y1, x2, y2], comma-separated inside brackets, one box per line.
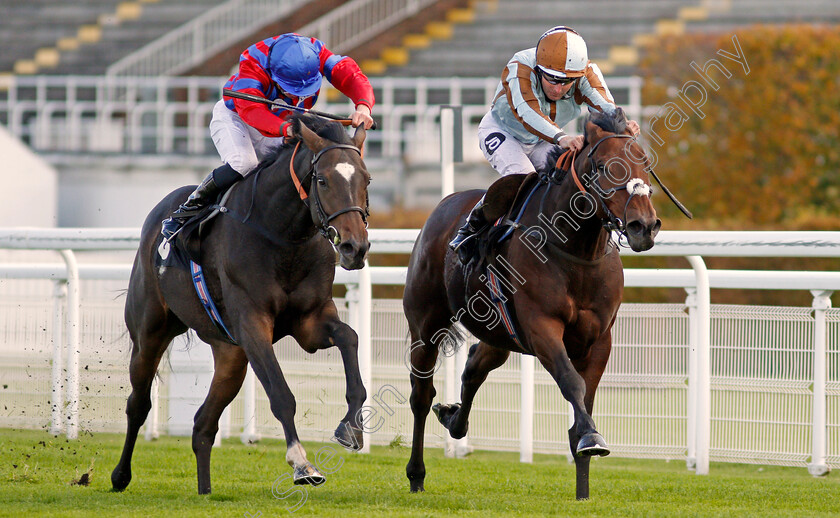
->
[161, 33, 376, 240]
[449, 26, 640, 263]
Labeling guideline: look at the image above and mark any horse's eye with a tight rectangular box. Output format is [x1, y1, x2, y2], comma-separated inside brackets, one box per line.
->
[317, 177, 327, 186]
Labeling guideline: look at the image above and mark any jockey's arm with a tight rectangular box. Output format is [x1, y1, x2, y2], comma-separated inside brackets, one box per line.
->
[321, 50, 376, 130]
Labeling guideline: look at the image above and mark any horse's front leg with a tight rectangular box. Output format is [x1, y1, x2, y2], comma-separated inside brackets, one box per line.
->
[293, 300, 366, 451]
[235, 310, 325, 486]
[525, 315, 610, 460]
[406, 334, 441, 492]
[567, 331, 612, 500]
[434, 341, 509, 439]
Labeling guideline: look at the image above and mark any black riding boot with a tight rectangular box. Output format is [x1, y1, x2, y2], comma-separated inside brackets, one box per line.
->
[161, 163, 241, 240]
[449, 196, 489, 264]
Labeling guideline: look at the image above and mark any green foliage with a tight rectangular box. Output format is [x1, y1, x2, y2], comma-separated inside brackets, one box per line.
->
[2, 429, 840, 517]
[639, 25, 840, 226]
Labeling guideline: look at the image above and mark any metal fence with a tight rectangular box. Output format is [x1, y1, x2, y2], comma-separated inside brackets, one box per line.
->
[106, 0, 438, 77]
[0, 75, 643, 162]
[1, 229, 839, 477]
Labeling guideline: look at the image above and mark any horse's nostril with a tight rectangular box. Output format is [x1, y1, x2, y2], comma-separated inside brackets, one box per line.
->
[626, 220, 645, 235]
[651, 219, 662, 237]
[338, 242, 356, 256]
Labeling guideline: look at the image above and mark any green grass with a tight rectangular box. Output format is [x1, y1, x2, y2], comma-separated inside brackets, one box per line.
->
[1, 428, 839, 517]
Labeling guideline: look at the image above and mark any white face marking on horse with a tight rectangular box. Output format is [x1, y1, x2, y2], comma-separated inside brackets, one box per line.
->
[286, 441, 308, 468]
[334, 162, 355, 183]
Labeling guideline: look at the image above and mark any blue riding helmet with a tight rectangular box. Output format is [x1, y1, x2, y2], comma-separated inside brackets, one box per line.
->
[267, 34, 322, 97]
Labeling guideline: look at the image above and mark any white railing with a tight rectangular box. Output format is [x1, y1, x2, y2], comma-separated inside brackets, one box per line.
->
[106, 0, 437, 78]
[106, 0, 308, 77]
[1, 228, 839, 477]
[0, 75, 642, 161]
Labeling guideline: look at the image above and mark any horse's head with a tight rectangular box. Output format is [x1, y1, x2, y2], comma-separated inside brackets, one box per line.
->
[582, 108, 661, 252]
[296, 118, 371, 270]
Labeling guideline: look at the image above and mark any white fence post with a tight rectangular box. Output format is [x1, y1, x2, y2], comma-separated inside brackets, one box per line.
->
[144, 377, 159, 440]
[49, 281, 66, 436]
[440, 106, 455, 197]
[59, 250, 80, 440]
[358, 262, 373, 454]
[454, 344, 471, 458]
[686, 256, 711, 475]
[520, 355, 535, 463]
[809, 289, 832, 476]
[684, 287, 698, 470]
[440, 104, 469, 458]
[444, 346, 456, 458]
[240, 365, 259, 444]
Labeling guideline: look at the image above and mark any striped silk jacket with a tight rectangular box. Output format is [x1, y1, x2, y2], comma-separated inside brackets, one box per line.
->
[490, 47, 616, 144]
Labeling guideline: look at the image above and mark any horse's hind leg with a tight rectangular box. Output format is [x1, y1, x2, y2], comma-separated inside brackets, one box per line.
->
[192, 342, 248, 494]
[434, 341, 509, 440]
[111, 307, 185, 491]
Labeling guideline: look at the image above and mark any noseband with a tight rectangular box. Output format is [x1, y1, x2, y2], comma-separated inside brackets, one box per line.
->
[290, 142, 370, 245]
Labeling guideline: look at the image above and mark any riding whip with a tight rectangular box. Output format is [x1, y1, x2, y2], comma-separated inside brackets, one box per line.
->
[222, 89, 377, 130]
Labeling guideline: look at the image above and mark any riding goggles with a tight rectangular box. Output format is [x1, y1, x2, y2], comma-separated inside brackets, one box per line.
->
[541, 71, 576, 86]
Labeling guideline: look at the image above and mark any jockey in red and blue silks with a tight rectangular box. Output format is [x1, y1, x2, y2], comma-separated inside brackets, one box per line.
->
[223, 34, 375, 140]
[161, 33, 375, 240]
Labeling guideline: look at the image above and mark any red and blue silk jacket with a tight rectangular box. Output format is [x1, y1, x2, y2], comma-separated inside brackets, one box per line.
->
[222, 35, 375, 138]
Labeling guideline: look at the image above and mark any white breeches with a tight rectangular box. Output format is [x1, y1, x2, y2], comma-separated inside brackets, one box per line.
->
[477, 112, 559, 176]
[209, 99, 286, 176]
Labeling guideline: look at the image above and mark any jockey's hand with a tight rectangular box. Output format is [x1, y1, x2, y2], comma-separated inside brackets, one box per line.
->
[627, 119, 641, 136]
[558, 134, 585, 152]
[351, 104, 374, 129]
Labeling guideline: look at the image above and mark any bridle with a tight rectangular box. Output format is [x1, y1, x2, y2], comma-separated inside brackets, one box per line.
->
[549, 134, 652, 236]
[289, 142, 370, 244]
[583, 134, 651, 233]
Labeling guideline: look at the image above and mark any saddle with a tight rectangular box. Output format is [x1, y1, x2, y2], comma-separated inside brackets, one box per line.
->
[471, 172, 541, 266]
[156, 188, 231, 270]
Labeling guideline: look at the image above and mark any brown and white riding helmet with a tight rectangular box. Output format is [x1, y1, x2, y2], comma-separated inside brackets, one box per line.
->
[535, 26, 588, 78]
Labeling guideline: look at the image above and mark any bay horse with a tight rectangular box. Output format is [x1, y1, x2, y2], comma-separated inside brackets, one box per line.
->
[403, 108, 661, 500]
[111, 114, 370, 495]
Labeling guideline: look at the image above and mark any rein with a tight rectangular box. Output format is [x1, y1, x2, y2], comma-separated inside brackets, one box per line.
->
[289, 141, 369, 244]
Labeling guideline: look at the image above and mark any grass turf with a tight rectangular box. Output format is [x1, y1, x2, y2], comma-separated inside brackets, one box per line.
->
[1, 428, 838, 517]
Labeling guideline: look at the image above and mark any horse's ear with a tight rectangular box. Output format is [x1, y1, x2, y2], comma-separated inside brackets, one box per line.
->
[352, 124, 367, 149]
[298, 119, 328, 153]
[584, 119, 606, 142]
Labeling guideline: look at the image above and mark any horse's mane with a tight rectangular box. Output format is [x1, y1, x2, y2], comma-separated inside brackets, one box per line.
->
[260, 113, 352, 166]
[587, 106, 627, 135]
[540, 106, 629, 175]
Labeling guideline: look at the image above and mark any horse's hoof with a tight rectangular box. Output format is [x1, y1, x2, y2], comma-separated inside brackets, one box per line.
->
[409, 480, 425, 492]
[334, 421, 364, 451]
[432, 402, 460, 425]
[576, 432, 610, 457]
[293, 462, 326, 486]
[110, 469, 131, 492]
[433, 403, 467, 439]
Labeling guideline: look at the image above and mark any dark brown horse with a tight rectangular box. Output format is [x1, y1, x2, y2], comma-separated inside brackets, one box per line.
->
[403, 108, 661, 500]
[111, 114, 370, 494]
